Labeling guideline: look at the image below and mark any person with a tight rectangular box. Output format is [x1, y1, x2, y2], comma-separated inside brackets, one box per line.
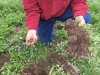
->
[22, 0, 91, 46]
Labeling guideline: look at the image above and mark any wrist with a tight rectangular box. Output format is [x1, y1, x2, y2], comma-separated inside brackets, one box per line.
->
[28, 30, 37, 34]
[75, 15, 84, 19]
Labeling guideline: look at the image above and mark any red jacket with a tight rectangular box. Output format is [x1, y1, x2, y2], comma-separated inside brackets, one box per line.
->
[22, 0, 88, 30]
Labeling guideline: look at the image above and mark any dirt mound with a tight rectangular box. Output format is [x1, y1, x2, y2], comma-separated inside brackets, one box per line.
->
[0, 53, 9, 69]
[21, 19, 90, 75]
[64, 19, 90, 59]
[21, 53, 80, 75]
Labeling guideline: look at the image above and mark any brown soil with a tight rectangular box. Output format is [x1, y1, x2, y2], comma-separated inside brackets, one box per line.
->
[64, 19, 90, 59]
[0, 53, 9, 69]
[21, 19, 90, 75]
[21, 53, 80, 75]
[15, 25, 22, 34]
[8, 25, 22, 48]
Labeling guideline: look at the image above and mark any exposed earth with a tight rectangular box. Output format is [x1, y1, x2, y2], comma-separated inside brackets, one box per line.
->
[0, 53, 9, 69]
[0, 19, 90, 75]
[65, 19, 90, 59]
[21, 53, 80, 75]
[21, 19, 90, 75]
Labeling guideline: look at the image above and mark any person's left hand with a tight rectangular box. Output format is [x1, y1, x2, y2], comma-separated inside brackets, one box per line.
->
[75, 15, 85, 27]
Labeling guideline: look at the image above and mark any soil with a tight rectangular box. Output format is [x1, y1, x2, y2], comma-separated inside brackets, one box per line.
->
[64, 19, 90, 59]
[8, 25, 22, 48]
[21, 19, 90, 75]
[21, 53, 80, 75]
[15, 25, 22, 34]
[0, 53, 9, 69]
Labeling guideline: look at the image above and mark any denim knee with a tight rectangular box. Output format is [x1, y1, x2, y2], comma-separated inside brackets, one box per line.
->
[84, 13, 91, 24]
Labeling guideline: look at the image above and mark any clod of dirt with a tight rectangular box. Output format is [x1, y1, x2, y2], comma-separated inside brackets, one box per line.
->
[15, 25, 22, 34]
[64, 19, 90, 59]
[21, 53, 80, 75]
[0, 53, 9, 69]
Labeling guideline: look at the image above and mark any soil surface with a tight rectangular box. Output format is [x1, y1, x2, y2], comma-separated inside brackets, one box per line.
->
[0, 53, 9, 69]
[65, 19, 90, 59]
[21, 19, 90, 75]
[21, 53, 80, 75]
[15, 25, 22, 34]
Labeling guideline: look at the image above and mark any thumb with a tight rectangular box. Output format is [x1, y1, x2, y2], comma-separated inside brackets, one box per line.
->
[75, 15, 85, 27]
[26, 32, 33, 45]
[79, 19, 85, 27]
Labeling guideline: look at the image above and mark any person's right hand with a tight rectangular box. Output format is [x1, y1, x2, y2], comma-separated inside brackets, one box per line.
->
[26, 30, 38, 46]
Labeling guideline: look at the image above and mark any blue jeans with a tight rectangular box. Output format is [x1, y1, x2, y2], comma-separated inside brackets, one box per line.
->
[38, 6, 91, 44]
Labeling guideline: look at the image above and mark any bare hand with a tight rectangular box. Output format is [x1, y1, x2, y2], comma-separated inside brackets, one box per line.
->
[26, 30, 38, 46]
[75, 15, 85, 27]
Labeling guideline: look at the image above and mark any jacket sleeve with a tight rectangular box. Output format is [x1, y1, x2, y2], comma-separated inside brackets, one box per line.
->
[70, 0, 88, 17]
[22, 0, 41, 30]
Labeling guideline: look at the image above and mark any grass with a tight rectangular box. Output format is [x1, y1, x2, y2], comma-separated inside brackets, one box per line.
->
[0, 0, 100, 75]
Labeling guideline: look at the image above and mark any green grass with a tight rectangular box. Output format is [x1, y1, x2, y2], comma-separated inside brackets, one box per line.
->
[0, 0, 100, 75]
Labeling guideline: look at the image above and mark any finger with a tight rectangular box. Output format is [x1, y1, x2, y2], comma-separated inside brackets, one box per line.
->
[29, 39, 36, 46]
[26, 40, 33, 46]
[26, 37, 32, 46]
[79, 24, 84, 27]
[26, 38, 36, 46]
[79, 21, 85, 27]
[30, 35, 38, 44]
[26, 40, 35, 46]
[26, 39, 32, 46]
[78, 22, 83, 27]
[26, 33, 37, 46]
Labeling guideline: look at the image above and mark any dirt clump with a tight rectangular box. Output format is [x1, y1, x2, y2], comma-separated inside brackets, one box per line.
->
[0, 53, 9, 69]
[21, 19, 90, 75]
[15, 25, 22, 34]
[21, 53, 80, 75]
[64, 19, 90, 59]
